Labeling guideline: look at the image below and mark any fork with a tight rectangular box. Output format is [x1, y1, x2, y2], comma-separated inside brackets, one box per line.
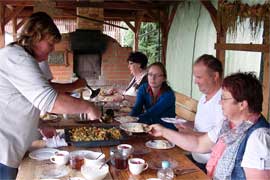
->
[174, 168, 198, 176]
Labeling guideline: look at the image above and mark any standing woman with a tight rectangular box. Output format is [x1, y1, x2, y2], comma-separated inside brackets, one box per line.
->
[111, 51, 148, 104]
[130, 62, 176, 130]
[0, 12, 100, 179]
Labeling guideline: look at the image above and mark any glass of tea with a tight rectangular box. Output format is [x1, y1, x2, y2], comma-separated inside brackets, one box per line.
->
[113, 150, 128, 170]
[69, 154, 84, 170]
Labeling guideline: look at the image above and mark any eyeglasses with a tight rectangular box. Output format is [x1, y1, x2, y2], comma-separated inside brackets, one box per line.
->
[221, 97, 233, 101]
[147, 73, 164, 78]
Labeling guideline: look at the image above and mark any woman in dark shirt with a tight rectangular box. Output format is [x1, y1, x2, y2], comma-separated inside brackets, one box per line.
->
[130, 62, 176, 130]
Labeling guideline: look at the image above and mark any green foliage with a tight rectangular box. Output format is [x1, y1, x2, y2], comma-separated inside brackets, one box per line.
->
[122, 22, 162, 64]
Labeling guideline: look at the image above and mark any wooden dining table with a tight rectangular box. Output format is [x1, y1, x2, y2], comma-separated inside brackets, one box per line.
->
[17, 131, 210, 180]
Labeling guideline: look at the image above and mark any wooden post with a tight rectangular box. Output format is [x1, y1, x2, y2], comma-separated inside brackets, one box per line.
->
[12, 10, 17, 41]
[215, 1, 226, 77]
[262, 16, 270, 118]
[0, 3, 5, 47]
[134, 13, 142, 51]
[160, 4, 178, 64]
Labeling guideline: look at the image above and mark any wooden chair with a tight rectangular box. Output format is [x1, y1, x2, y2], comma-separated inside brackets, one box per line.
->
[175, 92, 198, 121]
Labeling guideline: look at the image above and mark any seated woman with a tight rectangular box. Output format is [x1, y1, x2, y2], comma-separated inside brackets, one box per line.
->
[149, 72, 270, 179]
[130, 62, 176, 130]
[111, 51, 148, 104]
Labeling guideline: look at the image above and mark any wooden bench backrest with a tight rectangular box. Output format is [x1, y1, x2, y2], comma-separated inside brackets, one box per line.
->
[175, 92, 198, 121]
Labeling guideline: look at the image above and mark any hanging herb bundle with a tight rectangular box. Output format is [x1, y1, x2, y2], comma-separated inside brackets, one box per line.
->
[219, 0, 270, 38]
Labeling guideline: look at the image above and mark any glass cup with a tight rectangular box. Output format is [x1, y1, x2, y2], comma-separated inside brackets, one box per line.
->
[69, 154, 84, 170]
[113, 149, 129, 170]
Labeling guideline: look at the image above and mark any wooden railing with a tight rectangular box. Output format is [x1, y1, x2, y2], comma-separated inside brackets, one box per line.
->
[175, 92, 198, 121]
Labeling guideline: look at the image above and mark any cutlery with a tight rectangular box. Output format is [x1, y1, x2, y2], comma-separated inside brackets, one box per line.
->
[99, 157, 112, 169]
[174, 168, 198, 176]
[95, 153, 103, 160]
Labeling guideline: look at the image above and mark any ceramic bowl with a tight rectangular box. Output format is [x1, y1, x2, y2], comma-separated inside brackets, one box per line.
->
[81, 164, 109, 180]
[84, 152, 105, 167]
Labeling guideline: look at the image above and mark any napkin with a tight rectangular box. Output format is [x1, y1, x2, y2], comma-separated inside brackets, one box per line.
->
[43, 135, 68, 148]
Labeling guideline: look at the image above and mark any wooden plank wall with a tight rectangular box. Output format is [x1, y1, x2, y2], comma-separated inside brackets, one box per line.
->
[175, 92, 198, 121]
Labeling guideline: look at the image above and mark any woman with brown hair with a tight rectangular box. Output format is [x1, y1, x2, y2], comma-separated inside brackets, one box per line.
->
[130, 62, 176, 130]
[0, 12, 101, 179]
[149, 72, 270, 179]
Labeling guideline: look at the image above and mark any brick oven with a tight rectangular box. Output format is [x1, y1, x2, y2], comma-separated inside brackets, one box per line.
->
[49, 7, 132, 88]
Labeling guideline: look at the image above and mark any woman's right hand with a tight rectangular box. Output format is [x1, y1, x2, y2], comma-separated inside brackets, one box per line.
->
[149, 124, 165, 137]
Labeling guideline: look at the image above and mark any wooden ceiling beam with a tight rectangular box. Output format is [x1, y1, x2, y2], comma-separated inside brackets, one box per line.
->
[199, 0, 218, 31]
[4, 6, 24, 25]
[1, 1, 172, 11]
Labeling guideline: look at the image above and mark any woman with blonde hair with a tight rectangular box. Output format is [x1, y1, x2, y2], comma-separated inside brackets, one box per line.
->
[0, 12, 100, 179]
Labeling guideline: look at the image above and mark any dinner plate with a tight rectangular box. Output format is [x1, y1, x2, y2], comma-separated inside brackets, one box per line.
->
[40, 165, 69, 179]
[145, 140, 175, 150]
[41, 114, 59, 123]
[115, 116, 138, 123]
[29, 148, 59, 161]
[120, 122, 150, 133]
[161, 117, 187, 124]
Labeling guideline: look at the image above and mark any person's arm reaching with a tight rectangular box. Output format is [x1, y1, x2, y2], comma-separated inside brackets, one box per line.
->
[149, 124, 214, 153]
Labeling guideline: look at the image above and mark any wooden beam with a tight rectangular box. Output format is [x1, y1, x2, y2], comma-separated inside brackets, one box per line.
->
[123, 20, 135, 32]
[199, 0, 218, 31]
[134, 12, 143, 51]
[17, 17, 27, 30]
[0, 2, 5, 47]
[1, 1, 171, 11]
[262, 16, 270, 118]
[4, 6, 24, 25]
[215, 43, 270, 53]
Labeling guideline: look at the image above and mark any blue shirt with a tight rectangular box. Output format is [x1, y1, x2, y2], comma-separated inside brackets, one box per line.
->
[130, 83, 176, 130]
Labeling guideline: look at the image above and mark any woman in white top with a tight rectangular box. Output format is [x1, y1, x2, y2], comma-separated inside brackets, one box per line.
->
[111, 51, 148, 104]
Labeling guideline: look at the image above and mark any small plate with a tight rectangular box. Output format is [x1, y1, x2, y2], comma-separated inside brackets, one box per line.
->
[120, 122, 150, 133]
[40, 165, 69, 179]
[41, 114, 59, 123]
[161, 117, 187, 124]
[115, 116, 138, 123]
[145, 140, 175, 150]
[29, 148, 59, 160]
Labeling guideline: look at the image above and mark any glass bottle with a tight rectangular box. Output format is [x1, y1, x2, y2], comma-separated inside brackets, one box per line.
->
[157, 161, 174, 180]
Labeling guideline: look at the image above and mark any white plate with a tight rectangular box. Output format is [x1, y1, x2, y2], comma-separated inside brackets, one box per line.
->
[145, 140, 175, 150]
[29, 148, 59, 160]
[120, 122, 150, 133]
[115, 116, 138, 123]
[161, 117, 187, 124]
[40, 165, 69, 179]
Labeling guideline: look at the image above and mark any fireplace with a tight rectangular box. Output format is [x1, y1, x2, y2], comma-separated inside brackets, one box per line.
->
[49, 29, 133, 87]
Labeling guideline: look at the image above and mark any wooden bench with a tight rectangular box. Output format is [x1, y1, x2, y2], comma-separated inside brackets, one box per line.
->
[175, 92, 198, 121]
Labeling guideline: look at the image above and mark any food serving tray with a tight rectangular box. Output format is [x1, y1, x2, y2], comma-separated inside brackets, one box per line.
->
[64, 125, 128, 147]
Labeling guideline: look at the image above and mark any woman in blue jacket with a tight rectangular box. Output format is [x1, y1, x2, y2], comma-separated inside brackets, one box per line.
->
[130, 62, 176, 130]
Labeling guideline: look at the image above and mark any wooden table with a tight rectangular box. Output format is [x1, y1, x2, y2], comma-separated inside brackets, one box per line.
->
[17, 135, 210, 180]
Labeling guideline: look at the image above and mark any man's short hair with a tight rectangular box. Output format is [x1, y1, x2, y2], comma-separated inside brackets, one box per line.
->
[195, 54, 223, 77]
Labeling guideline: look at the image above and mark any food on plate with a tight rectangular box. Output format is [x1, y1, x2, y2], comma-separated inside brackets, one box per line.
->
[115, 116, 138, 123]
[99, 89, 113, 96]
[120, 123, 150, 133]
[41, 114, 58, 121]
[155, 140, 172, 149]
[119, 107, 132, 113]
[69, 127, 121, 142]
